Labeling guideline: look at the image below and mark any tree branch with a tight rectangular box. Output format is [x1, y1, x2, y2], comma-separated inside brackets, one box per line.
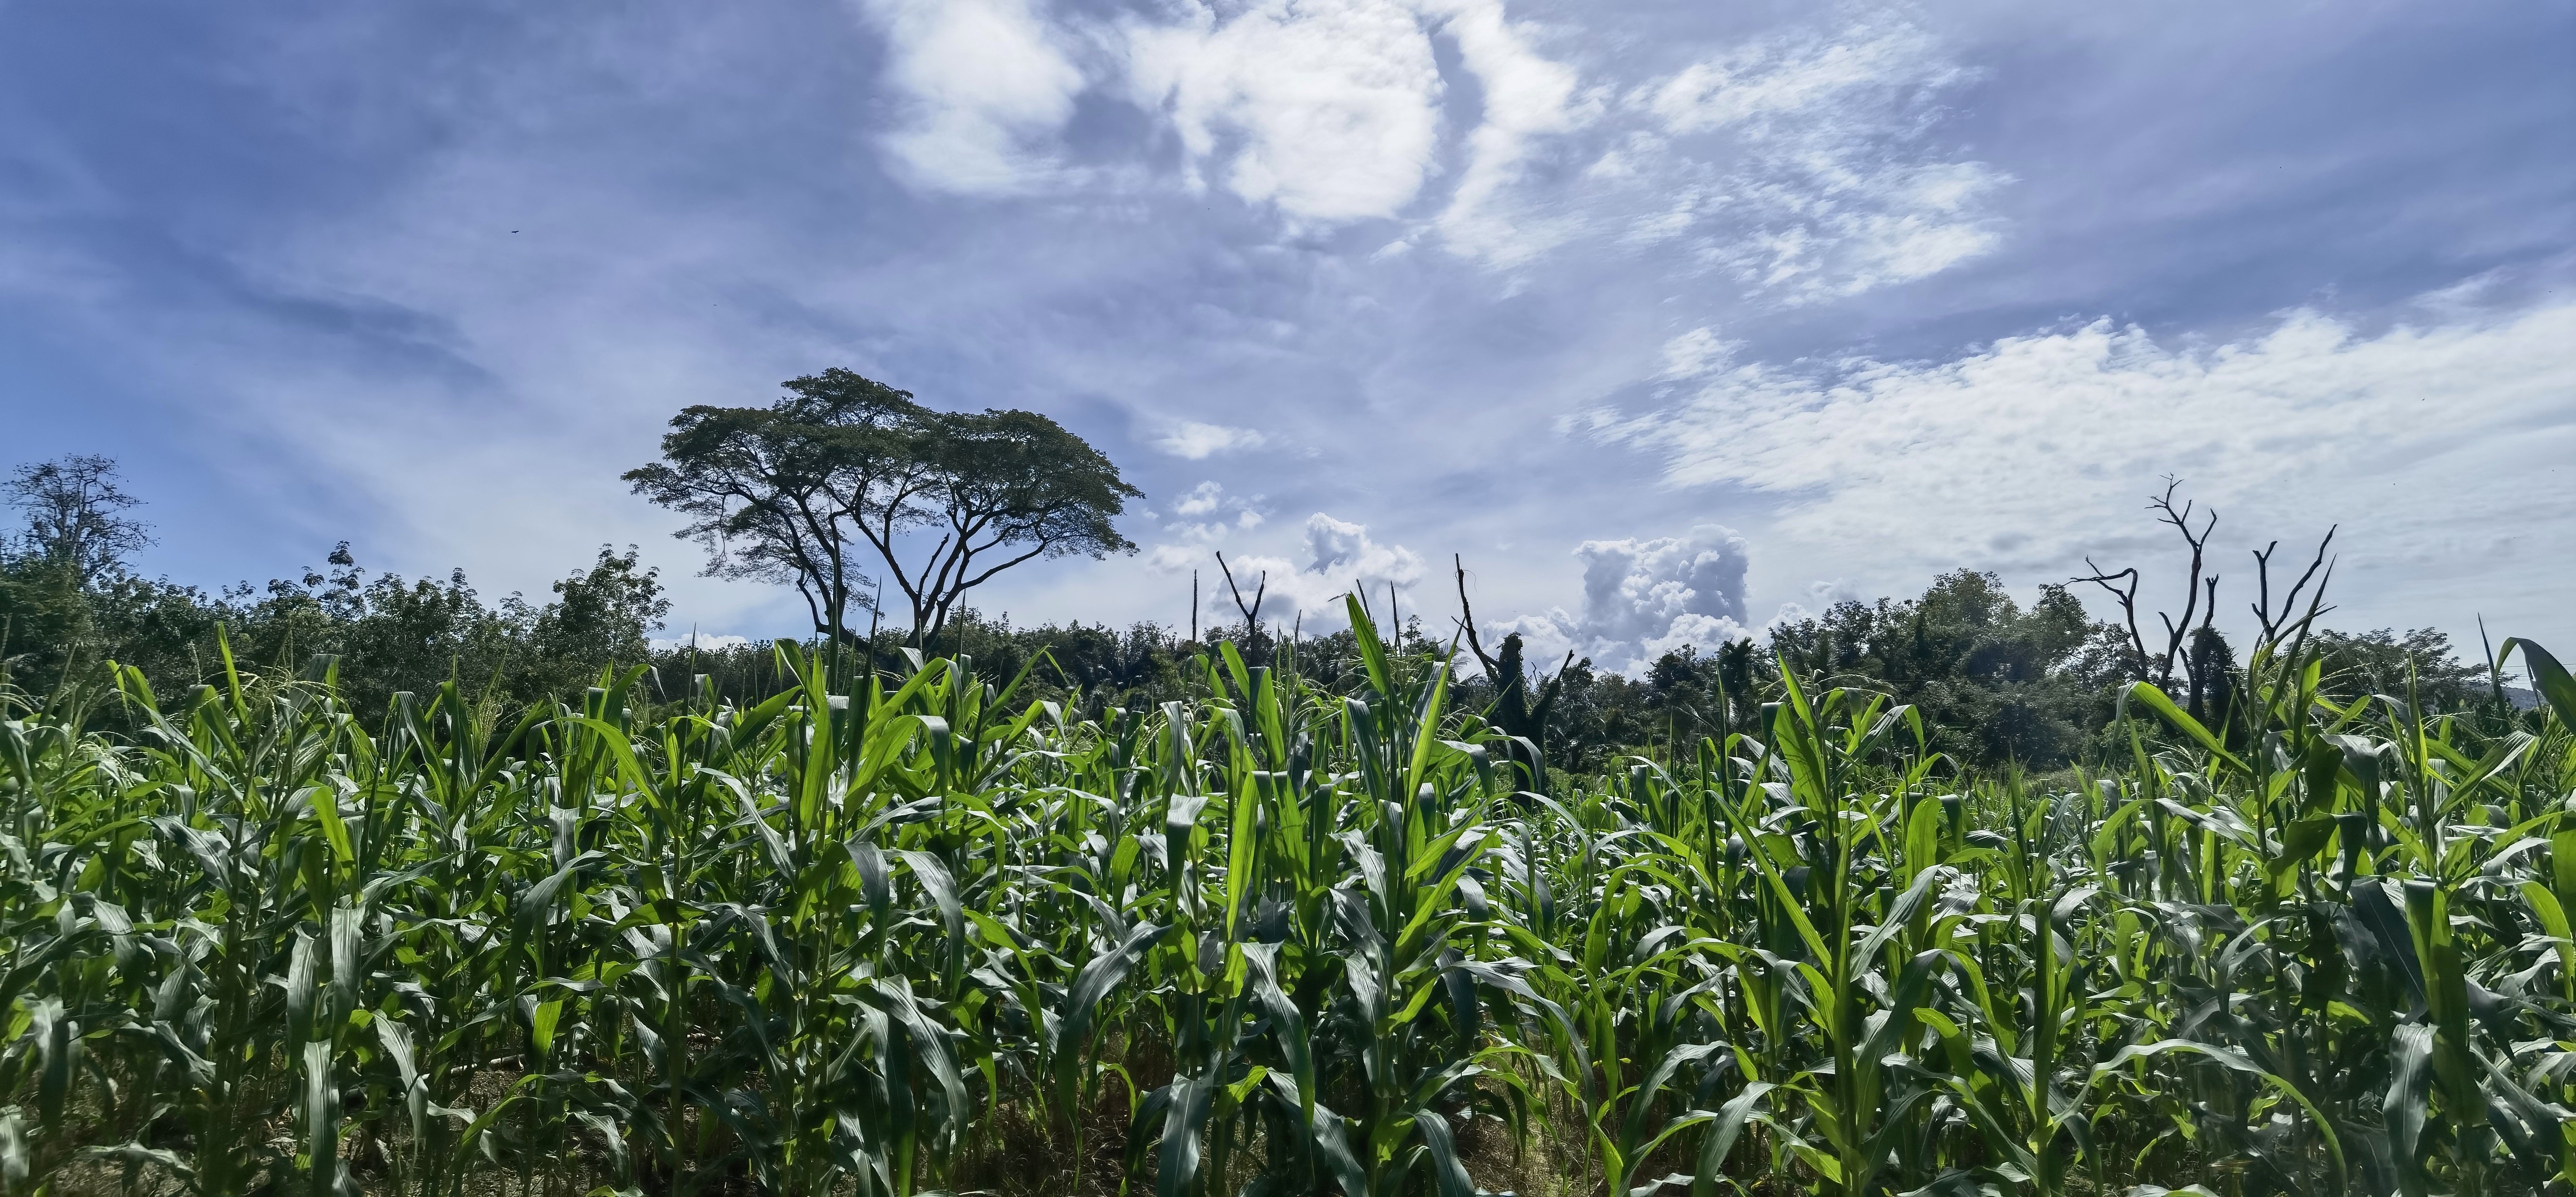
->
[1215, 551, 1266, 645]
[1452, 554, 1500, 677]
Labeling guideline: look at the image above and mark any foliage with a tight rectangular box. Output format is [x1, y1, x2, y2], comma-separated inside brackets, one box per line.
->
[625, 369, 1142, 650]
[1533, 573, 2131, 772]
[1764, 571, 2128, 768]
[2310, 627, 2493, 711]
[2, 604, 2570, 1197]
[5, 455, 150, 589]
[1, 536, 671, 723]
[623, 370, 925, 654]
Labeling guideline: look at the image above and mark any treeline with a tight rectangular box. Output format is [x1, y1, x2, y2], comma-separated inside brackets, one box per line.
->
[1543, 571, 2498, 772]
[1, 455, 2506, 771]
[0, 535, 672, 719]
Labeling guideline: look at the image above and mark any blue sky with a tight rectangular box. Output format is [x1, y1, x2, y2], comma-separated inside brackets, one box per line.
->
[3, 0, 2570, 669]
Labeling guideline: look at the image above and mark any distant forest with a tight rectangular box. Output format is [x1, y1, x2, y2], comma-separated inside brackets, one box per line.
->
[0, 454, 2512, 773]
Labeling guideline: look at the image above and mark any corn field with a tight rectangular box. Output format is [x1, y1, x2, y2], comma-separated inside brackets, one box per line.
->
[2, 599, 2573, 1197]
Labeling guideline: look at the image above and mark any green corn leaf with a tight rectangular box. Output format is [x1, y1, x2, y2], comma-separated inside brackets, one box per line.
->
[305, 784, 354, 865]
[1056, 922, 1170, 1098]
[1690, 1081, 1776, 1196]
[1905, 795, 1944, 882]
[373, 1017, 426, 1144]
[896, 850, 965, 963]
[302, 1040, 340, 1197]
[1308, 1103, 1373, 1197]
[2120, 682, 2246, 771]
[285, 932, 318, 1049]
[1412, 1110, 1477, 1197]
[2386, 1022, 2435, 1188]
[1154, 1075, 1213, 1197]
[2266, 816, 2338, 880]
[2503, 638, 2576, 728]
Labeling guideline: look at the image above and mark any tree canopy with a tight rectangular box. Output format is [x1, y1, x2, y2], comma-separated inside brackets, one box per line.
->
[625, 368, 1140, 648]
[7, 454, 149, 588]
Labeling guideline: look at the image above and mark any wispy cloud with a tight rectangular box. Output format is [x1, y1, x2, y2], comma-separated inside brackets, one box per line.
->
[1153, 419, 1268, 459]
[859, 1, 1999, 298]
[1143, 481, 1269, 572]
[1642, 21, 1952, 133]
[1618, 15, 2007, 301]
[1591, 297, 2576, 588]
[1420, 0, 1595, 264]
[1302, 511, 1423, 585]
[1654, 326, 1737, 380]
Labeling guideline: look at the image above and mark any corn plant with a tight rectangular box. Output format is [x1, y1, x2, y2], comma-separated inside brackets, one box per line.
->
[0, 612, 2569, 1197]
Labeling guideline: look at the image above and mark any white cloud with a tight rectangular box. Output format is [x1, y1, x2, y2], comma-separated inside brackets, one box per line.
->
[1174, 480, 1226, 517]
[1499, 525, 1753, 674]
[855, 0, 1086, 194]
[1125, 0, 1446, 223]
[1303, 511, 1424, 582]
[1711, 160, 2005, 299]
[1143, 482, 1275, 577]
[1644, 22, 1948, 134]
[1419, 0, 1595, 264]
[1167, 481, 1266, 532]
[844, 0, 1989, 290]
[1146, 543, 1203, 573]
[1178, 512, 1427, 631]
[652, 632, 754, 652]
[1590, 298, 2576, 593]
[1619, 16, 2005, 301]
[1655, 325, 1737, 380]
[1155, 419, 1269, 458]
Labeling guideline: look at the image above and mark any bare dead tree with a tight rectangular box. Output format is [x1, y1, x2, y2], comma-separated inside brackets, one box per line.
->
[2076, 477, 2220, 690]
[1453, 555, 1575, 790]
[2250, 526, 2337, 647]
[2150, 478, 2220, 680]
[1214, 551, 1266, 647]
[2075, 479, 2339, 744]
[2074, 561, 2152, 682]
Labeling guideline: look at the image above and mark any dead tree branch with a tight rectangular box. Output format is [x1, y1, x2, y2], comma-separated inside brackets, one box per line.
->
[1453, 555, 1500, 677]
[2074, 478, 2233, 690]
[2251, 526, 2337, 647]
[1215, 551, 1266, 646]
[2074, 560, 2152, 683]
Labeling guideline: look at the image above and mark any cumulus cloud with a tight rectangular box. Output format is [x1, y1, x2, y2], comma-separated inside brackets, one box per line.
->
[1173, 481, 1227, 517]
[1303, 511, 1425, 583]
[1154, 419, 1268, 458]
[1174, 512, 1427, 631]
[1143, 481, 1271, 573]
[855, 0, 1086, 194]
[1112, 0, 1599, 257]
[1125, 0, 1446, 223]
[1590, 298, 2576, 588]
[845, 0, 1993, 294]
[1499, 525, 1754, 675]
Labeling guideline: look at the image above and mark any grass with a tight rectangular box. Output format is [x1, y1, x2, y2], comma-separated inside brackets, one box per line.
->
[0, 598, 2571, 1197]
